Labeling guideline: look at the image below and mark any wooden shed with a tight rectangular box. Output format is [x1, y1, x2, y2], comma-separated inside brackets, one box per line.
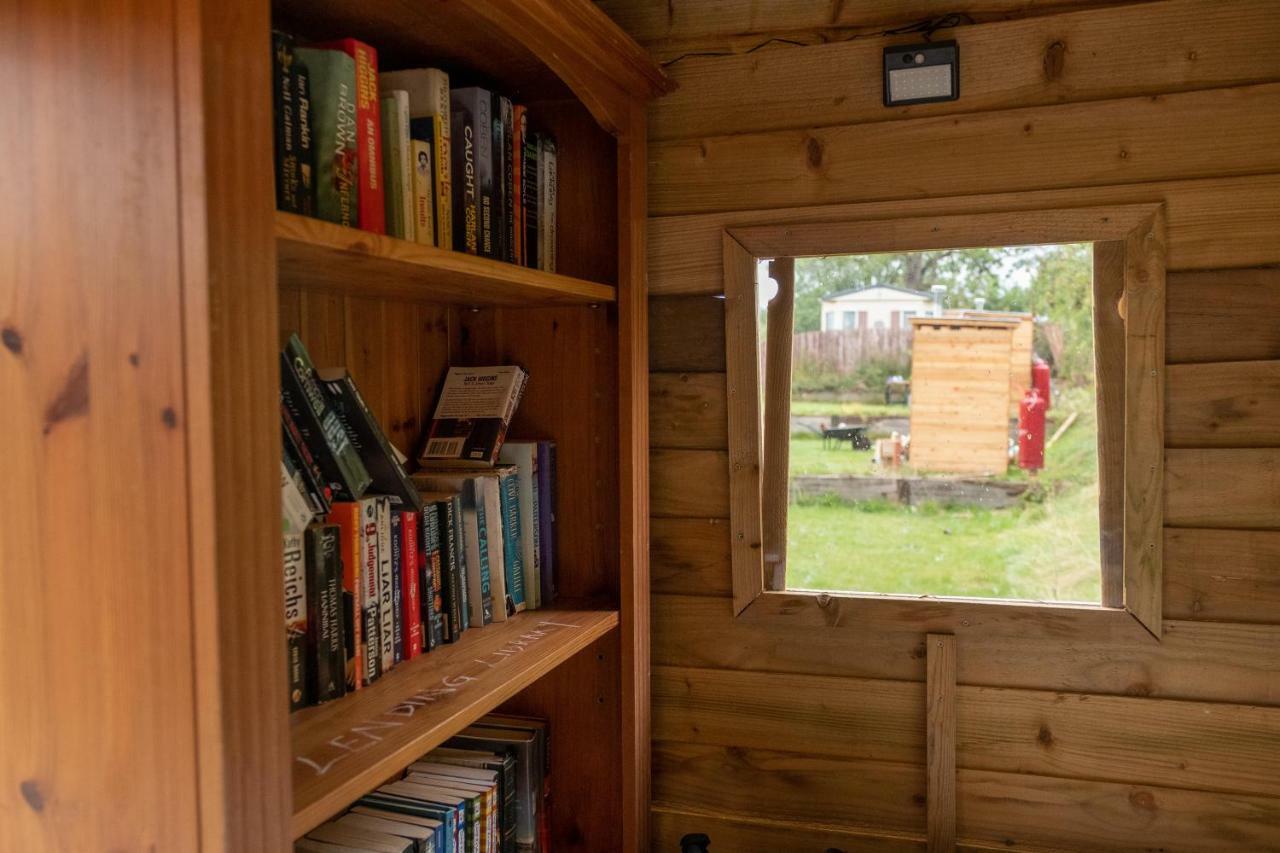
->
[947, 309, 1035, 415]
[908, 315, 1020, 474]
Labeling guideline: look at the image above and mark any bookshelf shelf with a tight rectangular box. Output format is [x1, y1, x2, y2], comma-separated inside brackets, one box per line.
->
[275, 212, 618, 306]
[289, 605, 619, 839]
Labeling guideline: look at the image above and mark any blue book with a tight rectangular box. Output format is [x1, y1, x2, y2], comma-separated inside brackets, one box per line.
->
[361, 791, 454, 853]
[537, 441, 556, 604]
[497, 467, 526, 613]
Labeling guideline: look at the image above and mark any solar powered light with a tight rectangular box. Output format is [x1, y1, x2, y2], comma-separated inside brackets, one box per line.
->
[883, 40, 959, 106]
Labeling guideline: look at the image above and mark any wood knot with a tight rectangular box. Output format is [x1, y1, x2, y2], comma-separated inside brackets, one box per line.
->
[1043, 40, 1066, 81]
[1118, 148, 1129, 160]
[1128, 789, 1157, 813]
[161, 407, 178, 429]
[1037, 724, 1055, 748]
[2, 326, 22, 355]
[20, 779, 44, 812]
[805, 136, 824, 169]
[43, 352, 90, 436]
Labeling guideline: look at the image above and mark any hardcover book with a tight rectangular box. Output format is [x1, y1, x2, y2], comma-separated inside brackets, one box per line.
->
[283, 527, 308, 711]
[449, 87, 493, 256]
[380, 90, 413, 241]
[315, 366, 420, 511]
[381, 67, 452, 247]
[293, 47, 359, 227]
[319, 38, 384, 234]
[305, 523, 345, 704]
[280, 334, 372, 501]
[418, 365, 529, 467]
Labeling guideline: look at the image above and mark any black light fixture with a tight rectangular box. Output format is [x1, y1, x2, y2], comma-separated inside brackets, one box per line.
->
[883, 40, 959, 106]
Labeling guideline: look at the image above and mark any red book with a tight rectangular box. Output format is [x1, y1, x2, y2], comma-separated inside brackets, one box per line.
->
[325, 502, 363, 692]
[319, 38, 385, 234]
[399, 509, 423, 660]
[512, 105, 526, 265]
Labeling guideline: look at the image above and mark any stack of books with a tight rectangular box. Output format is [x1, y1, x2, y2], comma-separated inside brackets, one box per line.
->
[273, 32, 558, 271]
[296, 714, 550, 853]
[281, 337, 558, 713]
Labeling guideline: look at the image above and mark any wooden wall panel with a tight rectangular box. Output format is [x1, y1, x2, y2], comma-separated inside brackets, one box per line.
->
[1166, 268, 1280, 364]
[1164, 528, 1280, 623]
[1165, 448, 1280, 529]
[650, 449, 729, 518]
[1166, 360, 1280, 448]
[649, 372, 727, 449]
[645, 0, 1280, 140]
[652, 807, 931, 853]
[649, 295, 726, 371]
[650, 517, 733, 597]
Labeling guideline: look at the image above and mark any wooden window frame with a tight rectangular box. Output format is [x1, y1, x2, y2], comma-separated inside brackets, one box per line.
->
[722, 204, 1167, 638]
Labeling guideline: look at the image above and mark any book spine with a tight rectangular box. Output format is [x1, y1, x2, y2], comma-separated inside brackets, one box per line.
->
[379, 95, 406, 240]
[452, 493, 472, 631]
[321, 372, 421, 511]
[281, 334, 372, 499]
[281, 458, 316, 534]
[439, 496, 463, 641]
[429, 72, 453, 249]
[522, 132, 539, 269]
[500, 97, 515, 264]
[360, 498, 381, 683]
[294, 47, 358, 227]
[375, 497, 395, 674]
[284, 527, 308, 711]
[422, 504, 445, 649]
[492, 94, 509, 264]
[500, 472, 526, 613]
[411, 139, 435, 246]
[272, 32, 302, 213]
[389, 507, 403, 667]
[476, 92, 495, 259]
[539, 136, 557, 273]
[472, 487, 493, 625]
[511, 106, 525, 266]
[321, 39, 384, 233]
[282, 403, 332, 512]
[392, 92, 416, 242]
[449, 90, 480, 255]
[296, 62, 315, 215]
[307, 523, 345, 703]
[400, 510, 422, 659]
[528, 449, 542, 609]
[283, 421, 329, 517]
[326, 502, 362, 691]
[540, 441, 557, 605]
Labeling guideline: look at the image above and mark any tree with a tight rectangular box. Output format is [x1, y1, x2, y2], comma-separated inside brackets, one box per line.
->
[1027, 243, 1094, 384]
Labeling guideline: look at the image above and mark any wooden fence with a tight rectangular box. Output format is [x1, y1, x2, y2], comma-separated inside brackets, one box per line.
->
[793, 327, 912, 372]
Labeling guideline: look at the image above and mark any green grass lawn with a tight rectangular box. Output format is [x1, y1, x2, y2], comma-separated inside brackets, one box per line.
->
[786, 385, 1101, 602]
[790, 399, 910, 420]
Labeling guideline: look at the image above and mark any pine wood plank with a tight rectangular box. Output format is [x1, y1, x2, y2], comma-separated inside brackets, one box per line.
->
[650, 83, 1280, 216]
[644, 0, 1280, 141]
[275, 213, 616, 306]
[652, 594, 1280, 705]
[1165, 448, 1280, 530]
[1094, 240, 1127, 607]
[649, 295, 726, 371]
[647, 176, 1280, 297]
[290, 608, 618, 839]
[1165, 528, 1280, 623]
[649, 372, 728, 449]
[1167, 268, 1280, 364]
[1166, 360, 1280, 448]
[927, 635, 957, 853]
[652, 805, 933, 853]
[651, 517, 734, 597]
[760, 258, 794, 591]
[650, 449, 730, 518]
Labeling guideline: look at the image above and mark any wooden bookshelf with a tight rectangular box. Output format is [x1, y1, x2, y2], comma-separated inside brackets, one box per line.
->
[290, 607, 618, 838]
[276, 212, 618, 306]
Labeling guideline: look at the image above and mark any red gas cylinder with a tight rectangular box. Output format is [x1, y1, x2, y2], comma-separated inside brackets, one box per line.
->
[1031, 357, 1052, 409]
[1018, 388, 1046, 471]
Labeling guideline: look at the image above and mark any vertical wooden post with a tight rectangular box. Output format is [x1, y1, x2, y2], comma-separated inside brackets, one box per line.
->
[762, 258, 794, 590]
[927, 634, 957, 853]
[1093, 240, 1127, 609]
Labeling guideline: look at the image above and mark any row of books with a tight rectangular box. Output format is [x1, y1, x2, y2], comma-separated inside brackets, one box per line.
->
[295, 713, 550, 853]
[282, 334, 558, 710]
[273, 32, 558, 271]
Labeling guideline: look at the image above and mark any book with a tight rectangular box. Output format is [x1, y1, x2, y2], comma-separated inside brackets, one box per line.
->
[537, 135, 557, 273]
[493, 94, 511, 264]
[410, 138, 435, 247]
[511, 105, 526, 266]
[315, 367, 420, 511]
[418, 366, 529, 467]
[272, 32, 305, 214]
[431, 746, 517, 853]
[282, 457, 317, 536]
[404, 772, 489, 852]
[325, 501, 363, 692]
[306, 822, 413, 853]
[283, 420, 330, 519]
[380, 68, 452, 248]
[420, 492, 465, 642]
[362, 790, 455, 851]
[380, 91, 413, 241]
[348, 806, 443, 853]
[283, 527, 308, 711]
[449, 721, 542, 853]
[305, 523, 345, 704]
[334, 813, 434, 852]
[378, 783, 465, 853]
[521, 131, 539, 270]
[498, 442, 541, 609]
[448, 87, 484, 255]
[281, 334, 372, 501]
[414, 474, 500, 626]
[419, 500, 446, 649]
[294, 47, 358, 227]
[282, 402, 332, 514]
[410, 762, 500, 851]
[389, 507, 403, 668]
[536, 441, 557, 605]
[496, 466, 526, 614]
[367, 497, 389, 680]
[319, 38, 384, 234]
[398, 510, 422, 660]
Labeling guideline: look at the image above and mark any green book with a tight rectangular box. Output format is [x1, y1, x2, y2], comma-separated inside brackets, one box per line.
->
[380, 91, 413, 240]
[294, 47, 358, 227]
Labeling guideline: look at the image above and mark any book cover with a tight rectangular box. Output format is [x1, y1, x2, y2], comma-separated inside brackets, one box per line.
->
[315, 366, 420, 511]
[379, 91, 412, 241]
[452, 492, 471, 632]
[419, 497, 446, 649]
[522, 131, 539, 270]
[430, 493, 464, 642]
[414, 475, 499, 626]
[283, 527, 308, 711]
[305, 523, 345, 704]
[282, 402, 332, 514]
[493, 93, 510, 263]
[282, 420, 330, 518]
[295, 61, 315, 215]
[373, 497, 394, 677]
[319, 38, 384, 234]
[446, 88, 482, 255]
[511, 105, 526, 266]
[272, 31, 303, 214]
[293, 47, 358, 227]
[496, 466, 526, 614]
[389, 507, 403, 668]
[498, 442, 541, 609]
[410, 137, 435, 246]
[358, 497, 381, 685]
[281, 334, 372, 500]
[538, 135, 557, 273]
[380, 67, 451, 247]
[325, 501, 362, 692]
[432, 747, 517, 853]
[418, 365, 528, 467]
[537, 441, 557, 604]
[399, 509, 422, 660]
[281, 457, 316, 535]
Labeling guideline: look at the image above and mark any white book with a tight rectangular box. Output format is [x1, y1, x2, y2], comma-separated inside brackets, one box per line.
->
[411, 139, 435, 247]
[376, 496, 395, 674]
